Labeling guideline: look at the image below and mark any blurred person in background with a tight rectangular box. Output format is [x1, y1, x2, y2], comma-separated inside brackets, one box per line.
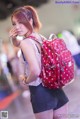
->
[8, 46, 29, 90]
[62, 30, 80, 74]
[1, 40, 21, 92]
[1, 41, 15, 80]
[0, 41, 13, 99]
[8, 46, 20, 83]
[2, 41, 21, 85]
[9, 6, 69, 119]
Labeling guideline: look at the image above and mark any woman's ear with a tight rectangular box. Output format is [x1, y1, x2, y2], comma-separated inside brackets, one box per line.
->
[29, 18, 33, 26]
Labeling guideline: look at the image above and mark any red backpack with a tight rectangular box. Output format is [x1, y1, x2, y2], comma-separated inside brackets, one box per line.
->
[29, 35, 74, 89]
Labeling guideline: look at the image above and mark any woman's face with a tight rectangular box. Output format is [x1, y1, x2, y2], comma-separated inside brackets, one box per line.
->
[12, 16, 29, 36]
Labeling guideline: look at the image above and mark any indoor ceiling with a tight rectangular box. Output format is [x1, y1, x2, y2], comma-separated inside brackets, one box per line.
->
[0, 0, 80, 40]
[0, 0, 49, 20]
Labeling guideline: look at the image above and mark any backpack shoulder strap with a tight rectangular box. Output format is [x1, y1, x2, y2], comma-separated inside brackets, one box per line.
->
[28, 34, 46, 46]
[49, 33, 57, 40]
[21, 50, 26, 61]
[28, 36, 42, 46]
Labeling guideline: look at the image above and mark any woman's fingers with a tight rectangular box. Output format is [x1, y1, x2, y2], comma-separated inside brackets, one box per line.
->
[19, 75, 24, 80]
[9, 30, 18, 38]
[19, 75, 27, 85]
[9, 27, 19, 38]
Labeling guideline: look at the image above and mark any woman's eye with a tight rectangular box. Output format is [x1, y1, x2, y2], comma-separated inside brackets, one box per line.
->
[18, 22, 22, 24]
[12, 23, 16, 26]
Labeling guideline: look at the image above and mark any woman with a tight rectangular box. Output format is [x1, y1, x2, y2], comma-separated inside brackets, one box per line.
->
[9, 6, 69, 119]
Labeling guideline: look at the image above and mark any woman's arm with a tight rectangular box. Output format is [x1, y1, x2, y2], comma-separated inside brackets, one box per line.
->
[18, 54, 26, 75]
[19, 38, 41, 83]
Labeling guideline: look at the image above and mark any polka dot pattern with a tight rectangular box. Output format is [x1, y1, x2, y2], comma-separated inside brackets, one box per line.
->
[39, 38, 74, 89]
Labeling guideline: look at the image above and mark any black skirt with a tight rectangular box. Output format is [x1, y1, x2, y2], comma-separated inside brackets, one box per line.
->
[29, 83, 69, 113]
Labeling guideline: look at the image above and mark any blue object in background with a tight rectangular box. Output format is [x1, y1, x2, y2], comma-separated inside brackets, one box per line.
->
[0, 89, 12, 100]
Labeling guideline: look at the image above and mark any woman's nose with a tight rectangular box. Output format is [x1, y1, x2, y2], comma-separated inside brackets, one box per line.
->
[16, 24, 20, 29]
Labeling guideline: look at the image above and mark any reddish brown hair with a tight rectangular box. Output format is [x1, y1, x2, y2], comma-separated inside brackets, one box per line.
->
[11, 6, 42, 33]
[24, 6, 42, 31]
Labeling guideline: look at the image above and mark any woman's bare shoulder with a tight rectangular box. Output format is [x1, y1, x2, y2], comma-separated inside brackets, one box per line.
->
[20, 38, 34, 48]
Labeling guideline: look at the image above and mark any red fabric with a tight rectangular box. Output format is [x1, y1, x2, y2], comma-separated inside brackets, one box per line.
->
[29, 36, 74, 89]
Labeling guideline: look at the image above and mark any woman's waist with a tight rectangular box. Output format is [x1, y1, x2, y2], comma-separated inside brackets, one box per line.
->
[28, 77, 42, 86]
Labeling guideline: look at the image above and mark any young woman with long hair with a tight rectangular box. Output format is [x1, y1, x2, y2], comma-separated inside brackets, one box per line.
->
[9, 6, 69, 119]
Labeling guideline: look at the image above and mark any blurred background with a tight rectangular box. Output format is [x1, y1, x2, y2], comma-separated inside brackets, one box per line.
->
[0, 0, 80, 119]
